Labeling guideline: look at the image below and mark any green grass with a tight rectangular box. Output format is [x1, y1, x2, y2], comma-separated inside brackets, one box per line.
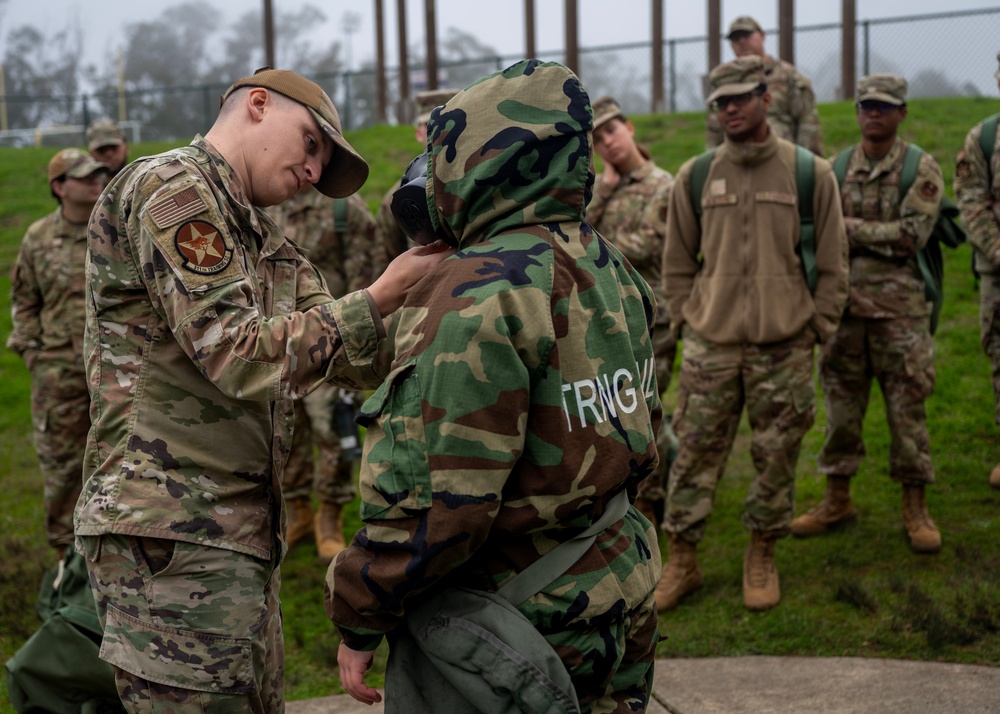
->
[2, 97, 1000, 708]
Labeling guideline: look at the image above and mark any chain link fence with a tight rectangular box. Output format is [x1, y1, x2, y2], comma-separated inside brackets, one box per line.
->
[1, 7, 998, 147]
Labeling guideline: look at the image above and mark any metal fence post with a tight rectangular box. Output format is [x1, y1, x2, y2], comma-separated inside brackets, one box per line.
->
[863, 20, 870, 77]
[668, 39, 677, 114]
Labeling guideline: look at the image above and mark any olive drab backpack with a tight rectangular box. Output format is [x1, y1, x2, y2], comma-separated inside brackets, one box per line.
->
[689, 145, 819, 293]
[5, 549, 122, 713]
[832, 144, 968, 334]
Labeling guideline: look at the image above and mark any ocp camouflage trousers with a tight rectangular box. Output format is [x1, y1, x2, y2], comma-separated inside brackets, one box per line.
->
[818, 314, 935, 484]
[283, 383, 357, 504]
[30, 362, 88, 550]
[980, 272, 1000, 427]
[666, 327, 816, 542]
[638, 313, 679, 504]
[78, 534, 284, 713]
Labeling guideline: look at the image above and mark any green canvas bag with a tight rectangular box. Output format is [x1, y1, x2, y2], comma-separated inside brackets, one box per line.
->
[384, 489, 631, 714]
[6, 550, 122, 713]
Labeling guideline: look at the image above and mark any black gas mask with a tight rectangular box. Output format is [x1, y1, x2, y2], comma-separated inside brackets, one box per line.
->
[390, 150, 453, 246]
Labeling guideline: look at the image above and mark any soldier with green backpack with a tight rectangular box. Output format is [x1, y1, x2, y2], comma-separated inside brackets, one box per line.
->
[792, 75, 948, 553]
[954, 51, 1000, 491]
[657, 56, 848, 613]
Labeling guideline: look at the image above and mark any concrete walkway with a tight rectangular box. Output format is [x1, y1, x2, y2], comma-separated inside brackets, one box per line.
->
[287, 656, 1000, 713]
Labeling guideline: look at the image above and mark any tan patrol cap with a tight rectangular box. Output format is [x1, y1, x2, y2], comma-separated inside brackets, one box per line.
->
[87, 119, 126, 151]
[47, 147, 112, 183]
[856, 74, 908, 106]
[592, 96, 626, 129]
[415, 88, 459, 126]
[706, 56, 766, 105]
[221, 67, 369, 198]
[727, 16, 763, 39]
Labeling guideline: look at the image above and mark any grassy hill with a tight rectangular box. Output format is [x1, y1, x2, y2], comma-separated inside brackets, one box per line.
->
[1, 96, 1000, 707]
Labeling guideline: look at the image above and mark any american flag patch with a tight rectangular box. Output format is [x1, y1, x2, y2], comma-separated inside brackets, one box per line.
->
[147, 186, 207, 229]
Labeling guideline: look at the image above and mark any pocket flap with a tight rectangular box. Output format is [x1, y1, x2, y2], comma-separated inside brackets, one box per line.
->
[100, 605, 255, 694]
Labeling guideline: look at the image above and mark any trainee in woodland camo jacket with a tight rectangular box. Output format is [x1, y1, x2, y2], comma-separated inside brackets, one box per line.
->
[327, 60, 663, 687]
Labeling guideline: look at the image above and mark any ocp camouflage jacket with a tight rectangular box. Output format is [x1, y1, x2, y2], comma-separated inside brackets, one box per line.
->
[76, 138, 386, 560]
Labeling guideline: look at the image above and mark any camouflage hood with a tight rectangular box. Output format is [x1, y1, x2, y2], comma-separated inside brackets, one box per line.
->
[425, 60, 594, 247]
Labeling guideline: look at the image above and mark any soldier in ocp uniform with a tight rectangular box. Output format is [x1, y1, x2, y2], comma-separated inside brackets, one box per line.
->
[586, 95, 677, 528]
[268, 187, 386, 563]
[955, 52, 1000, 491]
[76, 68, 452, 711]
[373, 88, 458, 273]
[328, 60, 662, 712]
[659, 56, 848, 612]
[7, 148, 111, 561]
[87, 118, 129, 175]
[706, 15, 823, 156]
[793, 75, 945, 553]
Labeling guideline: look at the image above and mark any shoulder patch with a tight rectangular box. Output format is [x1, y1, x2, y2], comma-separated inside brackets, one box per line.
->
[148, 185, 208, 229]
[174, 220, 233, 275]
[919, 180, 939, 200]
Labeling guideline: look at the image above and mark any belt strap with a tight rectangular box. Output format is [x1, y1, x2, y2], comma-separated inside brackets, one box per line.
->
[496, 490, 632, 607]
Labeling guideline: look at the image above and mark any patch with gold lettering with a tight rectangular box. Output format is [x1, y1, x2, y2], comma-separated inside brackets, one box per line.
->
[919, 180, 939, 200]
[174, 220, 233, 274]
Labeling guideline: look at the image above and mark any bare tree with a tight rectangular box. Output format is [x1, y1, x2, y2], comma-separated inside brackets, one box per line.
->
[1, 21, 82, 131]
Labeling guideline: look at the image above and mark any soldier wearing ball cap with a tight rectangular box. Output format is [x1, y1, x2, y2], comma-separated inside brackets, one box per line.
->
[7, 148, 111, 561]
[658, 56, 848, 613]
[87, 118, 129, 175]
[794, 73, 946, 554]
[75, 67, 453, 710]
[955, 52, 1000, 490]
[705, 15, 823, 155]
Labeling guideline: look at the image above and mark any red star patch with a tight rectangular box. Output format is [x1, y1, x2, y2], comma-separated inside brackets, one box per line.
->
[174, 220, 233, 275]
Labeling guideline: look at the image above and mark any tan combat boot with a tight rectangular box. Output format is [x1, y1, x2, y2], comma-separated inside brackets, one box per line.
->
[990, 463, 1000, 490]
[654, 535, 703, 612]
[902, 484, 941, 554]
[285, 497, 314, 547]
[790, 475, 856, 537]
[315, 502, 346, 564]
[743, 531, 780, 611]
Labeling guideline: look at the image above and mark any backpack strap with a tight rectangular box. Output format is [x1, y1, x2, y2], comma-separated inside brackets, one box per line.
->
[495, 489, 631, 607]
[899, 143, 923, 198]
[689, 149, 717, 225]
[795, 145, 817, 294]
[979, 113, 999, 186]
[832, 146, 853, 187]
[333, 197, 349, 235]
